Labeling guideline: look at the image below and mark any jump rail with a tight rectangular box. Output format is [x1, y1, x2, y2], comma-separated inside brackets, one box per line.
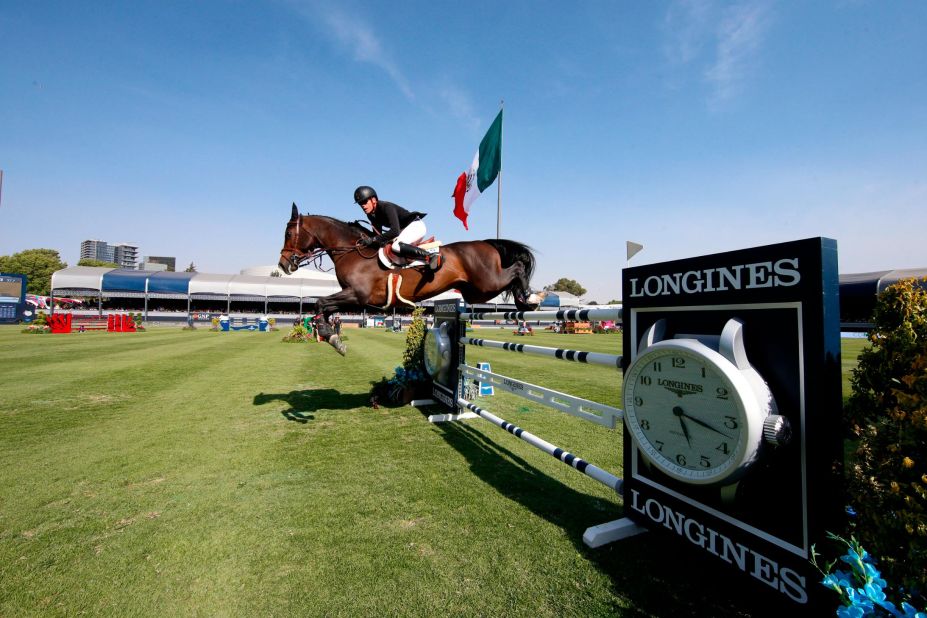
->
[425, 301, 645, 547]
[460, 307, 622, 322]
[460, 337, 622, 369]
[458, 397, 624, 494]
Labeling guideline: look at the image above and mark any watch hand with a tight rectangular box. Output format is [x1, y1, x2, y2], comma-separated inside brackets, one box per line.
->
[673, 406, 692, 447]
[678, 411, 734, 439]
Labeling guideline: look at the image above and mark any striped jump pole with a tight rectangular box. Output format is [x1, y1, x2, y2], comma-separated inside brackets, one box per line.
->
[460, 307, 622, 322]
[461, 337, 622, 369]
[458, 398, 623, 495]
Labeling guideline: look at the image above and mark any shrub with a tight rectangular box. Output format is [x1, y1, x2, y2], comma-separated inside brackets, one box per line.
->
[402, 308, 427, 373]
[844, 278, 927, 601]
[370, 308, 430, 407]
[282, 323, 311, 343]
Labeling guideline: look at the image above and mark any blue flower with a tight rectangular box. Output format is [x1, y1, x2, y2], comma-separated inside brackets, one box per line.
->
[863, 582, 887, 604]
[863, 563, 888, 589]
[900, 601, 927, 618]
[836, 604, 866, 618]
[845, 505, 858, 518]
[846, 587, 875, 610]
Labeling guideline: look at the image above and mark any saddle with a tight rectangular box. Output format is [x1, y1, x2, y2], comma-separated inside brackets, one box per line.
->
[378, 237, 442, 270]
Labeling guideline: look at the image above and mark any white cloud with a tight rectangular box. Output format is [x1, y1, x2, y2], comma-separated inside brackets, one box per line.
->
[662, 0, 773, 108]
[705, 1, 772, 107]
[663, 0, 713, 65]
[291, 1, 415, 101]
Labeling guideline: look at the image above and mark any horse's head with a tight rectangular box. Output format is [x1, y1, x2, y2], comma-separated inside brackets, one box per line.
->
[278, 203, 319, 274]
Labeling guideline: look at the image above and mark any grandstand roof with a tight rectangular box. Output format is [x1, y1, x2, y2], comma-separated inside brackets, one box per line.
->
[50, 267, 342, 300]
[839, 269, 927, 322]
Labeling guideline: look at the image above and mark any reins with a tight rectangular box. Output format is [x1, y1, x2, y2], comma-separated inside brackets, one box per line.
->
[289, 215, 379, 272]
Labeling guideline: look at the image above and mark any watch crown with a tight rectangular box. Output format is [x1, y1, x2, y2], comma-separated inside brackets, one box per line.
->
[763, 415, 792, 447]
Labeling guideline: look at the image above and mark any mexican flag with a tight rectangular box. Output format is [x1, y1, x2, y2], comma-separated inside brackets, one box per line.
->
[452, 109, 502, 229]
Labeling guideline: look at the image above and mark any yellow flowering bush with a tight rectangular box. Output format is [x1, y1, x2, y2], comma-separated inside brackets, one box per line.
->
[845, 278, 927, 600]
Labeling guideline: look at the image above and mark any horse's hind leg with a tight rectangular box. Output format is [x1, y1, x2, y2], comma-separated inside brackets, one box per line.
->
[504, 262, 542, 310]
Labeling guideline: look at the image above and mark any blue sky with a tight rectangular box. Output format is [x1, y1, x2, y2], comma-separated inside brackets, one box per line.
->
[1, 1, 925, 303]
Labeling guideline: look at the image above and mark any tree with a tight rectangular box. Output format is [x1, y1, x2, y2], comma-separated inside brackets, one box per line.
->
[544, 278, 587, 297]
[77, 258, 119, 269]
[0, 249, 66, 295]
[184, 262, 197, 273]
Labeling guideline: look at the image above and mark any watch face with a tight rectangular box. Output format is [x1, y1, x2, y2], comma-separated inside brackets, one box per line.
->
[423, 325, 450, 381]
[623, 339, 764, 485]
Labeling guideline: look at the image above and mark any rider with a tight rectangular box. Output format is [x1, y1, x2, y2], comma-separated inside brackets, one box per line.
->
[354, 185, 440, 271]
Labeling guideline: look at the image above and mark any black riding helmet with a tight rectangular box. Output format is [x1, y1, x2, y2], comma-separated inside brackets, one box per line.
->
[354, 186, 377, 205]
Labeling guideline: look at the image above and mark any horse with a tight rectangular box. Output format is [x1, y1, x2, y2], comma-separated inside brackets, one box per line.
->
[278, 203, 542, 355]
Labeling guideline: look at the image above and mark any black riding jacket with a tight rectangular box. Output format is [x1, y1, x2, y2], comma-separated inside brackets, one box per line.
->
[364, 200, 426, 243]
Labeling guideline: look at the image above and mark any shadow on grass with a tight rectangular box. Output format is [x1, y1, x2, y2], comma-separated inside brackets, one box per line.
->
[431, 416, 798, 618]
[253, 389, 371, 423]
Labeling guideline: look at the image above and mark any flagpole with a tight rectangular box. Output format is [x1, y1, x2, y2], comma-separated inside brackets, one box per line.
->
[496, 100, 503, 239]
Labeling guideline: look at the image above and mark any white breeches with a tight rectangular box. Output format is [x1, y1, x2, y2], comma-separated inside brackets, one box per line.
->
[390, 218, 426, 250]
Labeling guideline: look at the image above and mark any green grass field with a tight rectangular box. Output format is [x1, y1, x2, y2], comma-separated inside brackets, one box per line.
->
[0, 325, 866, 616]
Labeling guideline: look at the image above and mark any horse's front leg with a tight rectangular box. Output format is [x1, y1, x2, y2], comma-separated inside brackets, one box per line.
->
[316, 290, 361, 356]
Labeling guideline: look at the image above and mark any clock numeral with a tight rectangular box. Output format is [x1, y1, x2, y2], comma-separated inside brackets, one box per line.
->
[672, 357, 686, 368]
[699, 455, 711, 468]
[715, 441, 729, 455]
[701, 367, 707, 378]
[723, 416, 738, 430]
[639, 375, 651, 386]
[634, 396, 644, 407]
[716, 386, 729, 400]
[654, 440, 664, 452]
[675, 454, 687, 466]
[640, 419, 651, 430]
[652, 361, 662, 372]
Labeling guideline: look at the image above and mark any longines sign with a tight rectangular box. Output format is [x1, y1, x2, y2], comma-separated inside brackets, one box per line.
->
[621, 237, 843, 611]
[627, 258, 801, 298]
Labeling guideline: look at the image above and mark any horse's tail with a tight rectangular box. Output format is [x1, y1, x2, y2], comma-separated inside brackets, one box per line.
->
[484, 239, 537, 307]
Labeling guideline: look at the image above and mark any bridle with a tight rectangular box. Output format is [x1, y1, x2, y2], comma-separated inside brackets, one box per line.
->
[284, 214, 377, 272]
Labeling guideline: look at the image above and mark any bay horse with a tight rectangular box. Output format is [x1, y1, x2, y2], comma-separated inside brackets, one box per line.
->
[278, 203, 542, 354]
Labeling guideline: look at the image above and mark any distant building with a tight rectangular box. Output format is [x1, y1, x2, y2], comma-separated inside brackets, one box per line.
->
[138, 262, 168, 272]
[113, 243, 138, 269]
[80, 240, 114, 263]
[143, 256, 176, 271]
[79, 239, 139, 269]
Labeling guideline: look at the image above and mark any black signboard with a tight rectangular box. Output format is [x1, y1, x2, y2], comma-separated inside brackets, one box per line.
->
[0, 273, 27, 324]
[621, 238, 842, 608]
[426, 300, 465, 409]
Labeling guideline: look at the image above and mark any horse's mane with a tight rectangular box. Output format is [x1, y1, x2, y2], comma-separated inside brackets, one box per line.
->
[306, 214, 371, 239]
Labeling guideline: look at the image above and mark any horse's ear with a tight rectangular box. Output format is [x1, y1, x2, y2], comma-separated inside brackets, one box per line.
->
[291, 203, 299, 221]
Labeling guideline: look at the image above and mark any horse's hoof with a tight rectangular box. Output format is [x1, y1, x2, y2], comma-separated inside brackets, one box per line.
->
[329, 336, 347, 356]
[526, 292, 546, 305]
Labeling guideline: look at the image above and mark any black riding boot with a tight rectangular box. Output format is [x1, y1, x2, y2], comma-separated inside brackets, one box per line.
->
[396, 243, 440, 270]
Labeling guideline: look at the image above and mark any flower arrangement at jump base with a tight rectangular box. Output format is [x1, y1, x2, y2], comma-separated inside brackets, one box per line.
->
[812, 533, 925, 617]
[22, 323, 50, 334]
[281, 323, 312, 343]
[22, 311, 50, 333]
[369, 307, 430, 407]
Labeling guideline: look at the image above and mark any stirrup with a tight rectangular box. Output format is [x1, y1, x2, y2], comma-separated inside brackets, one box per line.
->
[427, 253, 441, 270]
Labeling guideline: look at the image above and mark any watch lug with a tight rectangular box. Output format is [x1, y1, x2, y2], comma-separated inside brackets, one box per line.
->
[720, 481, 739, 504]
[637, 319, 666, 356]
[719, 318, 749, 369]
